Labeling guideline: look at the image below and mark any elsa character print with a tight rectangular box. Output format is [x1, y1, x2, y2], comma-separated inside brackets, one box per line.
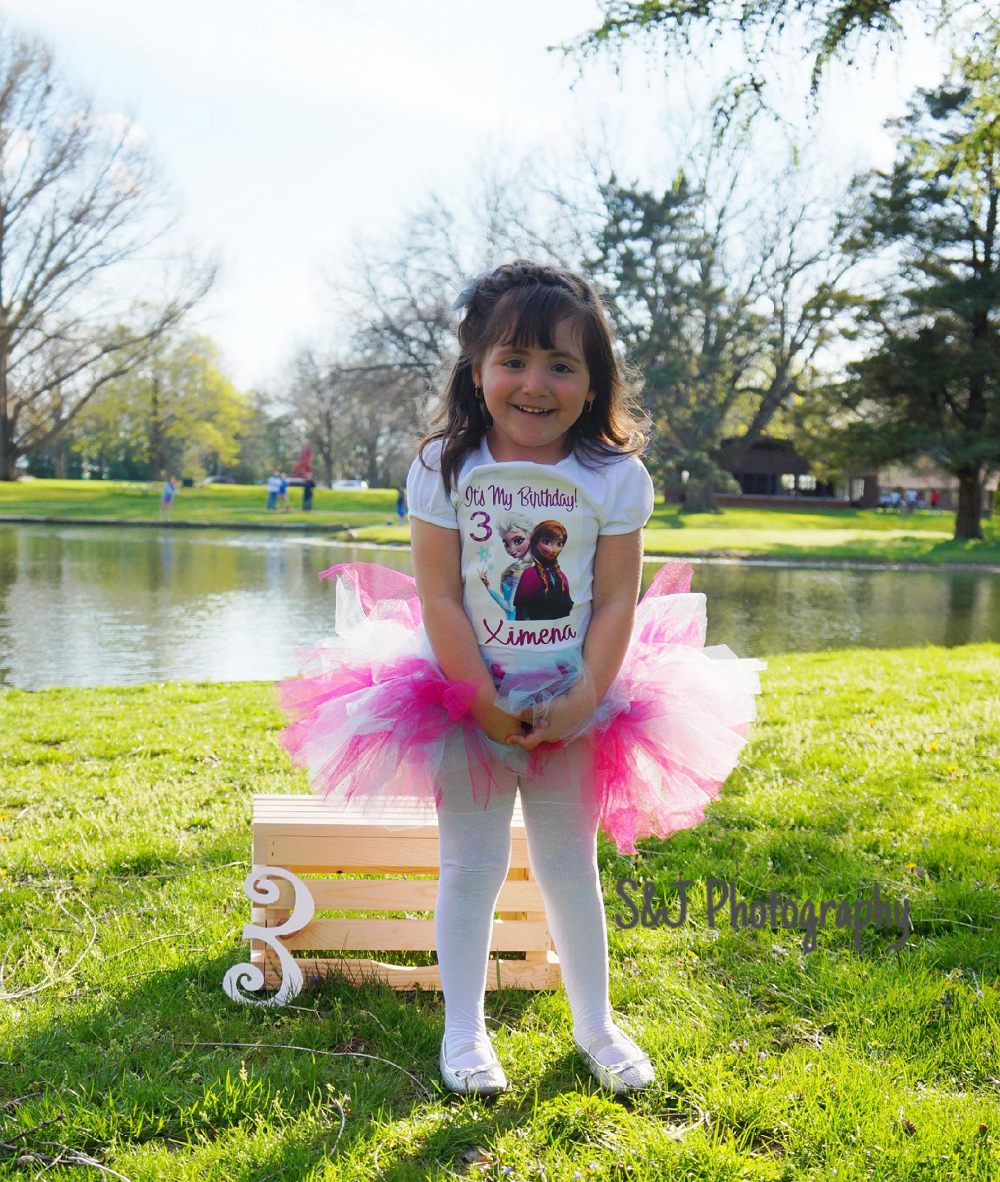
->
[478, 514, 533, 620]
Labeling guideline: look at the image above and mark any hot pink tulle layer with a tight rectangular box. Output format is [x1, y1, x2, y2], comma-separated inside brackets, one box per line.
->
[276, 561, 765, 855]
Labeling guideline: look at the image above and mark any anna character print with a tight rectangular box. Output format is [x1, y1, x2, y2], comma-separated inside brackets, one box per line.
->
[513, 520, 574, 622]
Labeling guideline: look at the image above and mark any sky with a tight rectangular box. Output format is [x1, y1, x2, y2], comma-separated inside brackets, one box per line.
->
[1, 0, 952, 392]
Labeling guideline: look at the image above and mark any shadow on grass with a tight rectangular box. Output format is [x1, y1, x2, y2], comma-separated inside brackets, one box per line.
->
[4, 943, 595, 1179]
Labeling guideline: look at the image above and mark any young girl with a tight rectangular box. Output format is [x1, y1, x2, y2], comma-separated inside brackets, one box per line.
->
[278, 261, 764, 1097]
[478, 514, 533, 619]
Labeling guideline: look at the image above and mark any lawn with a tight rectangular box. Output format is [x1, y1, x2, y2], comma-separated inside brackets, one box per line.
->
[3, 479, 999, 564]
[2, 645, 999, 1179]
[352, 504, 1000, 565]
[0, 479, 400, 530]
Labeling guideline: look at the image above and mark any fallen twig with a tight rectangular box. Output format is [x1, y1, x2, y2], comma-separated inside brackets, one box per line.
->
[102, 923, 210, 961]
[0, 1090, 43, 1111]
[35, 1140, 136, 1181]
[178, 1040, 432, 1099]
[327, 1098, 346, 1154]
[1, 1114, 65, 1142]
[0, 896, 98, 1001]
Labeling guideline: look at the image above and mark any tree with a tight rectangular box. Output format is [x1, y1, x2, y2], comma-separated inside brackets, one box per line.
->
[564, 0, 965, 99]
[285, 347, 425, 488]
[587, 129, 857, 510]
[231, 390, 297, 485]
[336, 169, 566, 436]
[0, 25, 213, 480]
[74, 333, 249, 481]
[831, 38, 1000, 540]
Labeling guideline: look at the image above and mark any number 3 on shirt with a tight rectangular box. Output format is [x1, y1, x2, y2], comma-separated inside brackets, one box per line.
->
[469, 511, 493, 542]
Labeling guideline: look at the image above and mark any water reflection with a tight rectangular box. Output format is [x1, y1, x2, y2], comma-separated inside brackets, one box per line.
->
[0, 524, 997, 689]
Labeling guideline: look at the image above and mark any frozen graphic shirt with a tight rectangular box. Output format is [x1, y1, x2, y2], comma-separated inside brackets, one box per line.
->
[406, 437, 655, 652]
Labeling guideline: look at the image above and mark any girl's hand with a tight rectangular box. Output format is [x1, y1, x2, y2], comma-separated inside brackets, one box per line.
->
[473, 701, 533, 744]
[505, 684, 596, 751]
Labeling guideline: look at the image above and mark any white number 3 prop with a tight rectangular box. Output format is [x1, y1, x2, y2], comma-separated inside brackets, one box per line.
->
[223, 867, 315, 1007]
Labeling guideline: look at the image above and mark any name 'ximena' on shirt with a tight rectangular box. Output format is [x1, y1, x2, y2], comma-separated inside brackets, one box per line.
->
[482, 619, 579, 646]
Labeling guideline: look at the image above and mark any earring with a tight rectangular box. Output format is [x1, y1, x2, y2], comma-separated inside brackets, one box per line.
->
[475, 386, 484, 401]
[584, 399, 594, 414]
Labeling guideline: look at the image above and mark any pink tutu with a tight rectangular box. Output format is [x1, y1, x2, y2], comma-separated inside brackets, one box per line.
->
[276, 561, 765, 855]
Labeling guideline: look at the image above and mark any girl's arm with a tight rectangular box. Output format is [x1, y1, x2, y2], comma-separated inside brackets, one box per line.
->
[507, 527, 643, 749]
[411, 517, 528, 743]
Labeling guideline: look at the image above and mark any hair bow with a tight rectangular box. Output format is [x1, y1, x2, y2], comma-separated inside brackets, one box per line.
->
[451, 269, 493, 312]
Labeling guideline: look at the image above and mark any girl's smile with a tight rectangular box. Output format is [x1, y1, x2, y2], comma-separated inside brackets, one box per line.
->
[475, 318, 594, 465]
[537, 537, 564, 561]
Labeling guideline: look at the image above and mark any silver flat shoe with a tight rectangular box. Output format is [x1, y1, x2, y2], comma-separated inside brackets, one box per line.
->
[439, 1036, 507, 1097]
[573, 1031, 655, 1095]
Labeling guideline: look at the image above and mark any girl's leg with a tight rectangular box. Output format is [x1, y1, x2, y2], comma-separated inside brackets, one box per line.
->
[434, 734, 517, 1070]
[518, 741, 646, 1067]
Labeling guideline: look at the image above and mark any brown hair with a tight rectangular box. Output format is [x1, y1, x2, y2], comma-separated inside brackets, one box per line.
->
[417, 260, 648, 491]
[529, 519, 568, 558]
[528, 520, 568, 592]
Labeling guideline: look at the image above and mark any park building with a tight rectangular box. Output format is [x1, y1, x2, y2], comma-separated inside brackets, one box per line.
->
[713, 436, 996, 514]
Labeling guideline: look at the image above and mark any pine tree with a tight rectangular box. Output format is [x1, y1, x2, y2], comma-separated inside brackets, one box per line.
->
[839, 37, 1000, 540]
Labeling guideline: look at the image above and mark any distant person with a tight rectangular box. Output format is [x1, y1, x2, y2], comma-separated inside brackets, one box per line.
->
[278, 472, 290, 512]
[930, 489, 941, 512]
[266, 471, 281, 510]
[906, 489, 918, 509]
[396, 485, 407, 521]
[160, 476, 177, 522]
[302, 475, 316, 512]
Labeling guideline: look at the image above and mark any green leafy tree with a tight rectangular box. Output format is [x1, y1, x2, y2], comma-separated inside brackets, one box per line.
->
[231, 391, 297, 485]
[831, 37, 1000, 540]
[74, 333, 249, 481]
[565, 0, 964, 97]
[589, 146, 857, 510]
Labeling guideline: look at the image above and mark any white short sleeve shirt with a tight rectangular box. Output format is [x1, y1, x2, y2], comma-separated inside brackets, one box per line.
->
[406, 437, 655, 652]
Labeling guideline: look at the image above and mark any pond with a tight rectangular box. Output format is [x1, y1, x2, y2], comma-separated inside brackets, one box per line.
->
[1, 523, 998, 689]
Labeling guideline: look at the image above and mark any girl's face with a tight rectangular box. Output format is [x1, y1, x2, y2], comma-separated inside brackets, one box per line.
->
[474, 318, 594, 465]
[536, 535, 565, 562]
[501, 528, 530, 559]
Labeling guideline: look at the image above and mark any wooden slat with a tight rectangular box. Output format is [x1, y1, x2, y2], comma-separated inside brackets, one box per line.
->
[281, 917, 553, 953]
[498, 866, 528, 923]
[253, 793, 527, 834]
[260, 951, 561, 991]
[246, 791, 560, 992]
[268, 876, 546, 912]
[266, 834, 529, 873]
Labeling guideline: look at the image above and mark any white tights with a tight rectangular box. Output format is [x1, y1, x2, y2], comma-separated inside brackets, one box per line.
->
[434, 737, 640, 1070]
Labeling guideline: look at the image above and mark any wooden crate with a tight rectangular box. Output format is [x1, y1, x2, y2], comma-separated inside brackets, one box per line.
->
[249, 793, 561, 991]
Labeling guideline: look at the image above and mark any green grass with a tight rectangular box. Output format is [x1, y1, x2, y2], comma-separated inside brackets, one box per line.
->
[0, 478, 400, 530]
[638, 504, 1000, 566]
[352, 504, 1000, 565]
[2, 646, 999, 1179]
[3, 479, 999, 564]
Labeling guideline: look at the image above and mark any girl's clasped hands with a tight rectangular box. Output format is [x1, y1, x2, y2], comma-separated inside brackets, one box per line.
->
[472, 678, 598, 751]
